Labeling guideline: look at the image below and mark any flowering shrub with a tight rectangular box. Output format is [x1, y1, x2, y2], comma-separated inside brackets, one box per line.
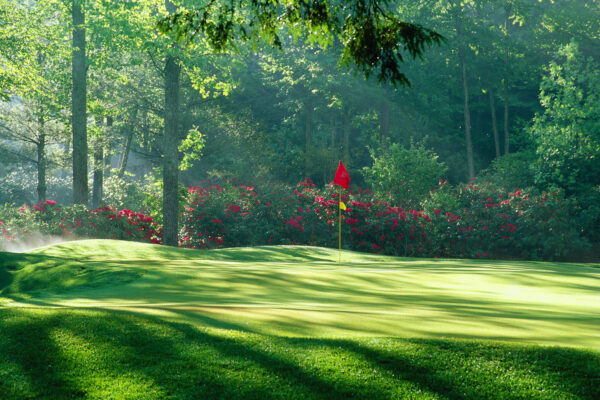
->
[0, 200, 161, 248]
[0, 179, 591, 261]
[423, 180, 589, 260]
[178, 178, 589, 260]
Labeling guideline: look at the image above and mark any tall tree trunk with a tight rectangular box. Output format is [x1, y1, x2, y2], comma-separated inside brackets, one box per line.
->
[459, 45, 475, 180]
[343, 106, 350, 166]
[104, 116, 113, 179]
[118, 109, 137, 177]
[489, 87, 501, 158]
[304, 95, 312, 178]
[37, 118, 46, 203]
[61, 136, 71, 180]
[72, 0, 87, 205]
[379, 86, 390, 146]
[503, 0, 512, 155]
[118, 130, 134, 178]
[92, 146, 104, 208]
[163, 0, 181, 247]
[141, 109, 149, 152]
[503, 71, 509, 155]
[92, 116, 103, 209]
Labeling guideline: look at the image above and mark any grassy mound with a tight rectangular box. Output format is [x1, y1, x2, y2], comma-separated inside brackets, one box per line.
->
[0, 250, 142, 298]
[0, 239, 599, 399]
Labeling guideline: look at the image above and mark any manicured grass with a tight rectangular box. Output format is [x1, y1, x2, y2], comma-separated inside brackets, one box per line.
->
[1, 308, 599, 400]
[0, 239, 599, 399]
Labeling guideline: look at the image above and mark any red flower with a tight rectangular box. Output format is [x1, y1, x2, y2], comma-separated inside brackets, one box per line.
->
[229, 205, 241, 213]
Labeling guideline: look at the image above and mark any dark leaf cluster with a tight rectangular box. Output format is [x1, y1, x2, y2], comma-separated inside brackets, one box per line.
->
[157, 0, 444, 86]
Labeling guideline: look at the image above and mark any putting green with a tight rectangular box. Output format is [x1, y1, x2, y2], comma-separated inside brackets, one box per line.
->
[1, 239, 599, 349]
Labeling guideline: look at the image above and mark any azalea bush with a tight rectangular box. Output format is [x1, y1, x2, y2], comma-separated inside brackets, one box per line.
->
[423, 180, 588, 260]
[178, 178, 589, 260]
[0, 200, 161, 249]
[0, 179, 592, 261]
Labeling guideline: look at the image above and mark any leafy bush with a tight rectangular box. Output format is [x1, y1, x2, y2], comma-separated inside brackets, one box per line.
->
[102, 175, 148, 212]
[481, 151, 536, 190]
[570, 186, 600, 244]
[423, 180, 589, 260]
[362, 141, 447, 207]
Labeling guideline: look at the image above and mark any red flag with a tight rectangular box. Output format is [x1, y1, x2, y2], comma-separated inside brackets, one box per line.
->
[334, 161, 350, 189]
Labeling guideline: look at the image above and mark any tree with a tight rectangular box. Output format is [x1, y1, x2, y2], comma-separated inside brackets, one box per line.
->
[0, 0, 42, 100]
[530, 41, 600, 195]
[162, 0, 181, 246]
[155, 0, 442, 245]
[71, 0, 88, 205]
[0, 101, 67, 203]
[0, 0, 69, 203]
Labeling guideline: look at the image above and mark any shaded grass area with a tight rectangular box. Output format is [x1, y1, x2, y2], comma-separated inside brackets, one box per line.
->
[0, 251, 143, 298]
[0, 308, 598, 400]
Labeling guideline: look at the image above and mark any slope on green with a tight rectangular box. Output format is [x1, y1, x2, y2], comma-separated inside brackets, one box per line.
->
[1, 239, 599, 349]
[0, 251, 142, 298]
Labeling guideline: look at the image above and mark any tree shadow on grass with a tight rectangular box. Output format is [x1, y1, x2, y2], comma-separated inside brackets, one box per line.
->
[1, 308, 599, 400]
[295, 337, 600, 400]
[0, 309, 385, 399]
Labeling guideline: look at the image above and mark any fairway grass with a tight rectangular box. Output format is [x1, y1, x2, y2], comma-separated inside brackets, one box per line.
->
[0, 239, 599, 399]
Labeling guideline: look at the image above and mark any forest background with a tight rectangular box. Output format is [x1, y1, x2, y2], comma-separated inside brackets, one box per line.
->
[0, 0, 598, 260]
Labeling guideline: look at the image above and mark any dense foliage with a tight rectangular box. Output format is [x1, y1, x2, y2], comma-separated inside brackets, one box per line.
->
[530, 42, 600, 195]
[362, 141, 447, 206]
[1, 178, 591, 261]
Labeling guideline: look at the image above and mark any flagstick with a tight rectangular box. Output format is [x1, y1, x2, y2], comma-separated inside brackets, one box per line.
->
[339, 186, 342, 264]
